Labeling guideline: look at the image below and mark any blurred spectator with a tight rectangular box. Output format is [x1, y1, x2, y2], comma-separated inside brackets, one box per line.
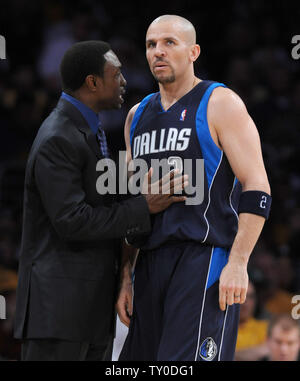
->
[0, 266, 19, 360]
[259, 314, 300, 361]
[235, 281, 269, 361]
[249, 249, 295, 317]
[0, 266, 18, 292]
[37, 2, 76, 91]
[108, 37, 154, 94]
[288, 208, 300, 292]
[225, 57, 255, 108]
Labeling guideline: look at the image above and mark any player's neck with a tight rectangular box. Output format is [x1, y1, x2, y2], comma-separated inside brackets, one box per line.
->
[159, 75, 201, 111]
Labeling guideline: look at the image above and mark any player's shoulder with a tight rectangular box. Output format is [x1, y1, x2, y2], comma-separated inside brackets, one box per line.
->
[128, 103, 141, 119]
[210, 85, 241, 103]
[208, 85, 247, 116]
[126, 92, 157, 124]
[125, 103, 141, 133]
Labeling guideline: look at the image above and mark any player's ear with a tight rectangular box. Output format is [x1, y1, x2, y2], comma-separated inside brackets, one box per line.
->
[190, 44, 201, 62]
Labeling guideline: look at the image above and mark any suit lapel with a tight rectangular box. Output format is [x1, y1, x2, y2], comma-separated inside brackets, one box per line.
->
[56, 98, 103, 159]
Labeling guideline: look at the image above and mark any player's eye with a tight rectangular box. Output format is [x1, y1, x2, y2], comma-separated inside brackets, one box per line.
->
[166, 40, 175, 45]
[147, 41, 156, 48]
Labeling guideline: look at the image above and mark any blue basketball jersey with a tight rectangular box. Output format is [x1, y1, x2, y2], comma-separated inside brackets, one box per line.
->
[130, 80, 241, 250]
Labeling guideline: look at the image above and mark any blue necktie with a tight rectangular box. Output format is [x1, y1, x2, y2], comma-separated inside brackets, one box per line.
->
[96, 123, 109, 158]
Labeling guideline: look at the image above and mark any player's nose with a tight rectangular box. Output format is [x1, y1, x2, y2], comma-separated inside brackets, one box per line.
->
[154, 42, 166, 57]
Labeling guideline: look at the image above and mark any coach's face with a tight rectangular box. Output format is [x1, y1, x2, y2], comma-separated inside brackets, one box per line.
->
[98, 50, 126, 109]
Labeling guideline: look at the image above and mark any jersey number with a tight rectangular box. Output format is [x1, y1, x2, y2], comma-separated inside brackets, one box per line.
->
[260, 195, 267, 209]
[167, 156, 183, 174]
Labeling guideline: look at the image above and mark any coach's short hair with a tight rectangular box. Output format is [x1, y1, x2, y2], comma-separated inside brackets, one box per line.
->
[60, 40, 111, 92]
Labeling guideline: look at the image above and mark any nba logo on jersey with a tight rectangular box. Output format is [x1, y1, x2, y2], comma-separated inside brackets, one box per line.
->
[199, 337, 217, 361]
[180, 108, 187, 121]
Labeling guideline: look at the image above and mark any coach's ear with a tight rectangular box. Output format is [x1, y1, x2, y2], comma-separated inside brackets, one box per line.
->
[85, 74, 103, 92]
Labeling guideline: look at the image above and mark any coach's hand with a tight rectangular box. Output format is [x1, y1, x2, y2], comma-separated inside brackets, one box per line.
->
[218, 259, 248, 311]
[116, 278, 133, 328]
[142, 168, 188, 214]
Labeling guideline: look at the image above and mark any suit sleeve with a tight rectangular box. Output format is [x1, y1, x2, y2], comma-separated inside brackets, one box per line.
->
[34, 136, 151, 242]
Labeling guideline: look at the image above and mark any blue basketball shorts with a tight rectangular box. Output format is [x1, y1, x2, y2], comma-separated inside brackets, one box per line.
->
[119, 241, 240, 361]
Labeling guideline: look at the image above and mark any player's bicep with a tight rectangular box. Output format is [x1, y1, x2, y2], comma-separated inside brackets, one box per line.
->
[210, 89, 270, 192]
[220, 112, 266, 187]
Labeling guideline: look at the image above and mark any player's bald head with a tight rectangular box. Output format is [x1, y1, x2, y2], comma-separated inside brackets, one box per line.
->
[147, 15, 197, 45]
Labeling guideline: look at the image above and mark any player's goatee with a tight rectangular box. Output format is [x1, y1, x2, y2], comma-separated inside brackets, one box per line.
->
[155, 74, 176, 84]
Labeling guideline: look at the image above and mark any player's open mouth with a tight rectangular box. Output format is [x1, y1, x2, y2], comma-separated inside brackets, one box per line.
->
[154, 61, 169, 70]
[154, 64, 168, 70]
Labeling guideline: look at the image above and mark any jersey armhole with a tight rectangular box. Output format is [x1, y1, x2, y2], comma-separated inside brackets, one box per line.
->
[129, 93, 156, 146]
[196, 82, 227, 152]
[195, 82, 227, 187]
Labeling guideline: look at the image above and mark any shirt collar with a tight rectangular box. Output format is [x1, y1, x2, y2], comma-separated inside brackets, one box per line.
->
[61, 92, 100, 135]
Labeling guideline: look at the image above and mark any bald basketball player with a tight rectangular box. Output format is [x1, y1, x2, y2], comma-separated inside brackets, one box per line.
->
[117, 15, 271, 361]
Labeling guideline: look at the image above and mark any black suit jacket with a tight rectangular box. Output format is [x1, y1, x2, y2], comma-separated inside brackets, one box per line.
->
[14, 98, 151, 343]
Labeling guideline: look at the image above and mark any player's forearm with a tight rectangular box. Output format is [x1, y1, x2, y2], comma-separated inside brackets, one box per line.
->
[120, 241, 138, 283]
[229, 176, 270, 265]
[228, 213, 265, 266]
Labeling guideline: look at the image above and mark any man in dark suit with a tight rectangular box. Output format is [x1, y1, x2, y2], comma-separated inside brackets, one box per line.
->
[14, 41, 187, 361]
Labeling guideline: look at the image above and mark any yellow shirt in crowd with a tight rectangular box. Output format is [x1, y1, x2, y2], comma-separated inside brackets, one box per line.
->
[236, 318, 268, 350]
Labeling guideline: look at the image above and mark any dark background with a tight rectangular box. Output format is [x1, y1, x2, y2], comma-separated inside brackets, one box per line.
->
[0, 0, 299, 360]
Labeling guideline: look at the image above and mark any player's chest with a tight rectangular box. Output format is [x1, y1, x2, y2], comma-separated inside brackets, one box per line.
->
[132, 107, 200, 160]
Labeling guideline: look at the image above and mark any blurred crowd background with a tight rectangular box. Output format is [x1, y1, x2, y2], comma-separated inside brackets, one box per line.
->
[0, 0, 299, 361]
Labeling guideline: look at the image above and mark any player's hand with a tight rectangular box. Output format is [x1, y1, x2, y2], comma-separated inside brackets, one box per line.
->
[116, 279, 133, 328]
[142, 168, 188, 214]
[218, 260, 248, 311]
